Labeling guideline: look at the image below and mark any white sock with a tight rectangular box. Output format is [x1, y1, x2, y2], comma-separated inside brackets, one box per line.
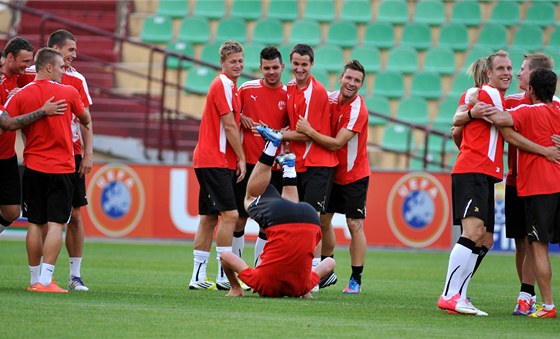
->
[39, 263, 55, 286]
[518, 291, 532, 302]
[232, 235, 245, 258]
[282, 165, 296, 178]
[254, 237, 267, 267]
[191, 250, 210, 282]
[216, 246, 232, 281]
[0, 225, 6, 234]
[264, 141, 278, 157]
[543, 303, 555, 311]
[312, 258, 321, 267]
[442, 242, 473, 299]
[69, 257, 82, 278]
[29, 265, 40, 285]
[459, 251, 478, 301]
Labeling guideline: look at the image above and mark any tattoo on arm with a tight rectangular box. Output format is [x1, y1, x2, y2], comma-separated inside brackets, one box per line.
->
[0, 112, 8, 129]
[14, 109, 46, 128]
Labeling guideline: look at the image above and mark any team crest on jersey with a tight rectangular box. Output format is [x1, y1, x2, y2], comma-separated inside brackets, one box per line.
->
[387, 172, 449, 248]
[87, 164, 145, 237]
[278, 100, 286, 111]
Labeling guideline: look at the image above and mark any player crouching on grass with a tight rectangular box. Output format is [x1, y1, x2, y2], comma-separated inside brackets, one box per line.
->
[220, 125, 335, 297]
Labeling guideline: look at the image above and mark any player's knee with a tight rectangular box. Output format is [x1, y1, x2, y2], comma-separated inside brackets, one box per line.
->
[1, 205, 21, 223]
[347, 218, 364, 234]
[69, 207, 82, 226]
[323, 257, 336, 271]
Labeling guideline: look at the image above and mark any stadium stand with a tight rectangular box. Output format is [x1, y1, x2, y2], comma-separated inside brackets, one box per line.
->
[487, 1, 520, 27]
[166, 41, 194, 70]
[376, 0, 408, 26]
[381, 123, 414, 153]
[545, 27, 560, 54]
[396, 96, 430, 125]
[400, 22, 432, 51]
[193, 0, 226, 19]
[413, 0, 445, 27]
[177, 16, 210, 45]
[326, 20, 358, 49]
[450, 1, 481, 27]
[230, 0, 262, 21]
[268, 0, 299, 22]
[437, 23, 469, 52]
[363, 22, 394, 50]
[373, 71, 404, 99]
[523, 2, 556, 28]
[314, 44, 345, 73]
[433, 95, 460, 132]
[303, 0, 335, 23]
[183, 66, 216, 94]
[215, 17, 247, 44]
[243, 42, 266, 72]
[140, 15, 173, 44]
[350, 46, 381, 73]
[477, 23, 508, 51]
[410, 72, 442, 100]
[462, 46, 493, 70]
[386, 46, 418, 75]
[252, 18, 284, 46]
[423, 47, 455, 76]
[365, 95, 391, 126]
[340, 0, 372, 24]
[156, 0, 189, 19]
[511, 24, 543, 53]
[448, 73, 474, 98]
[288, 19, 321, 47]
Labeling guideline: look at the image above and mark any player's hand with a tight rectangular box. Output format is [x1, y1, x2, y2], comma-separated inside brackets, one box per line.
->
[79, 153, 93, 177]
[236, 159, 246, 183]
[295, 116, 312, 135]
[543, 146, 560, 165]
[467, 88, 479, 107]
[240, 114, 255, 130]
[43, 97, 67, 116]
[551, 134, 560, 149]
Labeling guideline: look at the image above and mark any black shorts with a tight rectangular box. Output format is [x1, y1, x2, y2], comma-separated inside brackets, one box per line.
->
[233, 164, 283, 217]
[525, 193, 560, 244]
[0, 155, 21, 205]
[22, 167, 73, 224]
[72, 155, 88, 208]
[247, 185, 320, 228]
[298, 166, 335, 213]
[195, 167, 237, 215]
[505, 185, 525, 239]
[326, 176, 369, 219]
[452, 173, 495, 232]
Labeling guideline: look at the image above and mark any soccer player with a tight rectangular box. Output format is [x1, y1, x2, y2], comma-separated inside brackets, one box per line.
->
[483, 68, 560, 318]
[5, 47, 91, 293]
[220, 127, 335, 298]
[233, 46, 288, 268]
[295, 60, 370, 294]
[0, 37, 33, 233]
[189, 40, 246, 291]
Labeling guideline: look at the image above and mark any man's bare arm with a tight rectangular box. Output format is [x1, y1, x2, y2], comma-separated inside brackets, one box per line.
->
[0, 97, 66, 131]
[296, 116, 354, 151]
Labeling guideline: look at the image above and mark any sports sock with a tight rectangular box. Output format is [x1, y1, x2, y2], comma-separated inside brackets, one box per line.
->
[232, 231, 245, 258]
[518, 291, 532, 302]
[29, 265, 40, 285]
[471, 245, 489, 277]
[69, 257, 82, 278]
[321, 255, 334, 261]
[0, 225, 6, 234]
[39, 263, 55, 286]
[263, 140, 278, 157]
[216, 246, 232, 281]
[520, 283, 535, 297]
[312, 258, 321, 268]
[0, 214, 12, 227]
[543, 303, 555, 311]
[442, 236, 476, 298]
[191, 250, 210, 282]
[281, 160, 297, 186]
[351, 266, 363, 285]
[459, 249, 478, 300]
[254, 232, 267, 267]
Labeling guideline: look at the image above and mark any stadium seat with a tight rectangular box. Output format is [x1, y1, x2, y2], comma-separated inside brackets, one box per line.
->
[438, 23, 469, 52]
[386, 46, 418, 75]
[140, 15, 173, 44]
[409, 152, 444, 171]
[508, 76, 519, 95]
[252, 18, 284, 46]
[410, 72, 442, 100]
[373, 71, 404, 99]
[376, 1, 408, 26]
[177, 16, 210, 45]
[314, 44, 344, 73]
[477, 23, 508, 51]
[544, 27, 560, 54]
[450, 1, 481, 27]
[507, 47, 526, 74]
[243, 42, 266, 72]
[268, 0, 299, 22]
[313, 68, 331, 90]
[448, 73, 474, 98]
[365, 95, 391, 126]
[340, 0, 372, 24]
[350, 46, 381, 73]
[423, 47, 455, 76]
[363, 22, 394, 50]
[215, 17, 247, 44]
[523, 2, 556, 28]
[279, 44, 293, 63]
[396, 96, 429, 125]
[166, 41, 194, 70]
[511, 25, 543, 53]
[326, 20, 358, 49]
[413, 0, 445, 27]
[304, 0, 335, 23]
[400, 22, 432, 51]
[381, 123, 414, 153]
[156, 0, 189, 19]
[200, 41, 222, 65]
[183, 66, 216, 94]
[432, 95, 460, 132]
[462, 46, 493, 71]
[230, 0, 262, 21]
[193, 0, 225, 19]
[289, 19, 321, 47]
[488, 2, 520, 27]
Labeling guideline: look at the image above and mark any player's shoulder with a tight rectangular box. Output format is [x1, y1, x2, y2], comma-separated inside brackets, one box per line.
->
[327, 90, 339, 103]
[239, 79, 261, 90]
[64, 67, 87, 81]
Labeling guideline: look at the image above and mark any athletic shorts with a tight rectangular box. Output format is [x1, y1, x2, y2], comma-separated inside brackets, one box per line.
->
[195, 168, 237, 214]
[0, 155, 21, 205]
[298, 166, 335, 213]
[238, 266, 320, 298]
[326, 176, 369, 219]
[505, 185, 525, 239]
[233, 164, 283, 217]
[525, 193, 560, 244]
[452, 173, 495, 232]
[22, 167, 73, 224]
[72, 155, 88, 208]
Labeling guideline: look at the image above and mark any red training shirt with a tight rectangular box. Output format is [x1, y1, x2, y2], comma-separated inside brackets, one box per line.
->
[0, 73, 20, 159]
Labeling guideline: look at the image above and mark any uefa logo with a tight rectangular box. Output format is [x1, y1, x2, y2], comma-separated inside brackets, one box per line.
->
[387, 172, 449, 248]
[87, 164, 145, 237]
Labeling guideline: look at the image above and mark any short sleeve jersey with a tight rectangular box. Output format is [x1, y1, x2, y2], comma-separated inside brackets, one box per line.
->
[452, 85, 505, 182]
[5, 79, 85, 174]
[193, 73, 241, 170]
[286, 76, 338, 172]
[509, 103, 560, 196]
[328, 91, 370, 185]
[0, 74, 20, 159]
[238, 79, 287, 165]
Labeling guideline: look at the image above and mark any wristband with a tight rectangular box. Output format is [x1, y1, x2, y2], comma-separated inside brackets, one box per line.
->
[467, 109, 473, 119]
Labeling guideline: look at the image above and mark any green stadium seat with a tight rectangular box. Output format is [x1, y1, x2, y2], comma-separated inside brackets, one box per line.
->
[177, 16, 210, 45]
[450, 1, 481, 27]
[400, 22, 432, 51]
[488, 2, 520, 27]
[396, 96, 429, 125]
[382, 123, 414, 153]
[373, 71, 404, 99]
[523, 2, 556, 28]
[386, 46, 418, 75]
[279, 44, 293, 63]
[156, 0, 189, 19]
[230, 0, 262, 21]
[423, 47, 455, 76]
[314, 44, 344, 73]
[507, 76, 519, 96]
[289, 19, 321, 47]
[243, 42, 266, 72]
[410, 72, 442, 100]
[340, 0, 372, 24]
[365, 95, 391, 126]
[477, 23, 508, 51]
[462, 46, 493, 71]
[281, 65, 293, 84]
[327, 20, 358, 49]
[200, 41, 222, 65]
[238, 74, 255, 87]
[193, 0, 225, 20]
[215, 17, 247, 44]
[413, 0, 445, 27]
[448, 73, 473, 98]
[140, 15, 173, 44]
[183, 66, 216, 94]
[409, 152, 444, 171]
[363, 22, 395, 50]
[304, 0, 335, 23]
[252, 18, 284, 46]
[376, 1, 408, 26]
[511, 25, 543, 53]
[507, 47, 526, 74]
[314, 68, 331, 90]
[350, 46, 381, 73]
[433, 95, 460, 131]
[268, 0, 299, 22]
[545, 27, 560, 54]
[438, 23, 469, 52]
[166, 41, 194, 70]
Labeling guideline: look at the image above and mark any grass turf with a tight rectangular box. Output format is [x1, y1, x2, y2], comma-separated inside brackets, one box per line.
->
[0, 239, 558, 338]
